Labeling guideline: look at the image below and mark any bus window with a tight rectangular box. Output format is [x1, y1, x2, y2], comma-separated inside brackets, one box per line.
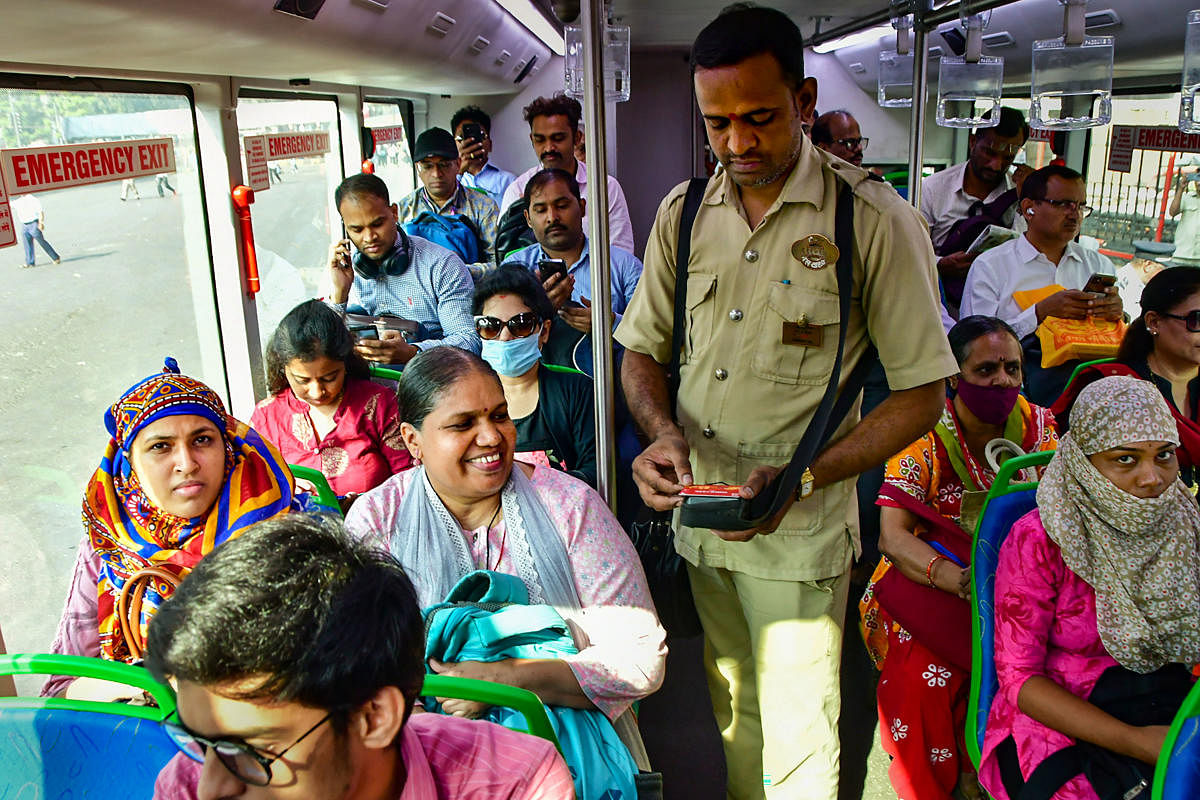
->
[235, 94, 342, 331]
[363, 100, 416, 200]
[0, 84, 221, 689]
[1084, 94, 1185, 257]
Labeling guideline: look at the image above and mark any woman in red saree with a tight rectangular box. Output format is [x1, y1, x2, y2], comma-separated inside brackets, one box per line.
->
[860, 316, 1058, 800]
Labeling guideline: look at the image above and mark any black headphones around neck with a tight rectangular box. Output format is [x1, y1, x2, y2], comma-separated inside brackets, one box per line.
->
[351, 225, 410, 279]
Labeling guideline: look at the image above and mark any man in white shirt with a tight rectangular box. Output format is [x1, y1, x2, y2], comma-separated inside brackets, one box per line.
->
[498, 92, 635, 254]
[920, 107, 1030, 286]
[1170, 165, 1200, 266]
[10, 193, 61, 268]
[962, 164, 1122, 404]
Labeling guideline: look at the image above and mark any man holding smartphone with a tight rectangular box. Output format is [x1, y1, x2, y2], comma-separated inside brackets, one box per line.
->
[327, 174, 479, 366]
[452, 106, 515, 208]
[500, 168, 642, 375]
[962, 164, 1122, 403]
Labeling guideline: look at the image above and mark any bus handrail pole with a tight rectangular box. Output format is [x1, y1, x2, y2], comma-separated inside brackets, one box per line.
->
[907, 23, 929, 210]
[581, 0, 618, 510]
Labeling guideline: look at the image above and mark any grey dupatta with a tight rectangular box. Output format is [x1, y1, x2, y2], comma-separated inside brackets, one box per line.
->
[391, 465, 582, 611]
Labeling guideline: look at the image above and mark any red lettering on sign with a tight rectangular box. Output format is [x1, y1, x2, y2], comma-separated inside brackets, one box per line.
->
[12, 156, 28, 187]
[61, 150, 78, 181]
[99, 149, 114, 174]
[28, 153, 51, 186]
[48, 152, 64, 183]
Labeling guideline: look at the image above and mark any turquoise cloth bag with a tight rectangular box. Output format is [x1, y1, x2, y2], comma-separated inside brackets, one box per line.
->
[423, 570, 639, 800]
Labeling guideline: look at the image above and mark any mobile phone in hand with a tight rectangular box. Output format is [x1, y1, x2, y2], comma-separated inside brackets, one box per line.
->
[538, 259, 568, 282]
[1082, 273, 1116, 295]
[461, 122, 483, 145]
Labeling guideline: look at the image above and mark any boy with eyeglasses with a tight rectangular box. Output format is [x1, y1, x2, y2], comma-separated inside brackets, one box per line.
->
[146, 513, 573, 800]
[962, 164, 1123, 405]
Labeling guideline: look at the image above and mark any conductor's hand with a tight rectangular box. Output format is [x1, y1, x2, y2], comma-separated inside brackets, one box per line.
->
[328, 238, 354, 304]
[632, 432, 693, 512]
[711, 464, 792, 543]
[354, 329, 417, 365]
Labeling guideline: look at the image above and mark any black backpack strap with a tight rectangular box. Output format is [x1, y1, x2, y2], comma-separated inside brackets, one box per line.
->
[1017, 745, 1086, 800]
[669, 178, 709, 409]
[745, 180, 878, 523]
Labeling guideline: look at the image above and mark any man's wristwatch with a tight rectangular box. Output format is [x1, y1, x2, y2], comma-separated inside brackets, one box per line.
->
[796, 467, 815, 501]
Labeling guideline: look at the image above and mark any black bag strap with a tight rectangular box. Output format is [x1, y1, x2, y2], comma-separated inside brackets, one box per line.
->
[745, 182, 879, 523]
[669, 177, 710, 409]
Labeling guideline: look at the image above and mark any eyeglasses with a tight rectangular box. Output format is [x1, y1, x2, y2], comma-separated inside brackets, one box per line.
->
[417, 159, 457, 174]
[162, 711, 332, 786]
[474, 312, 541, 340]
[1160, 309, 1200, 332]
[1038, 199, 1094, 217]
[834, 137, 868, 151]
[977, 142, 1023, 159]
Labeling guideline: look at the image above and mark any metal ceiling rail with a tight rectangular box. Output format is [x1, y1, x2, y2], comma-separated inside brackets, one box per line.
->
[806, 0, 1027, 48]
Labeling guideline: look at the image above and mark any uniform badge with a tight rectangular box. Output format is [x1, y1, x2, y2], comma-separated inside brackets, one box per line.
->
[791, 234, 839, 270]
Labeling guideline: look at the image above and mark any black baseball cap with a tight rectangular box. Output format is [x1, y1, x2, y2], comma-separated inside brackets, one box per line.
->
[413, 127, 458, 162]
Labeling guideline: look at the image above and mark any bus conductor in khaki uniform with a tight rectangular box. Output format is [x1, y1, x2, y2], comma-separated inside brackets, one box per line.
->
[615, 5, 958, 799]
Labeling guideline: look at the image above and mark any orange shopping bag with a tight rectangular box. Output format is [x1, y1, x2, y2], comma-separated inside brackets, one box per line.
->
[1012, 285, 1125, 368]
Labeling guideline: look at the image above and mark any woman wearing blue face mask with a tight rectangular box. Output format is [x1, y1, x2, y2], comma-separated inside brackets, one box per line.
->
[473, 266, 597, 487]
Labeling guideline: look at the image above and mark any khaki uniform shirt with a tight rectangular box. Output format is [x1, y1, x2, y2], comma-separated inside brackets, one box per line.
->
[615, 140, 958, 581]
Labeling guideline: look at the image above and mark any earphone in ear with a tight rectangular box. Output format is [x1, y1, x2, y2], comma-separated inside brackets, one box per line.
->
[1027, 209, 1035, 216]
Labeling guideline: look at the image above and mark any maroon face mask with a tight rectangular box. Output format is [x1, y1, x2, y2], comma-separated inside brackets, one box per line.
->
[955, 379, 1020, 425]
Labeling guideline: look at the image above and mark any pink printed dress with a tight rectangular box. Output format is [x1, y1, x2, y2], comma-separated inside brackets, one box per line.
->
[979, 509, 1119, 800]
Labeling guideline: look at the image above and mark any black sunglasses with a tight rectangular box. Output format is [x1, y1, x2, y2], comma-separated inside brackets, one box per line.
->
[162, 710, 332, 786]
[474, 312, 540, 340]
[1160, 309, 1200, 332]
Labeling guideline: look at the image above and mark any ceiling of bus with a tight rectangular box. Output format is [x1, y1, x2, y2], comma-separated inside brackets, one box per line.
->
[0, 0, 554, 95]
[612, 0, 1190, 92]
[0, 0, 1189, 98]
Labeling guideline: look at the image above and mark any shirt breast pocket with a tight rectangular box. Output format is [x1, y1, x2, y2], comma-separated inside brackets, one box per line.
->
[751, 283, 840, 385]
[683, 273, 717, 363]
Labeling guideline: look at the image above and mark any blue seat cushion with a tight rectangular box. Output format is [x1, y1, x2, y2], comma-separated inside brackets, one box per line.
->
[0, 707, 176, 796]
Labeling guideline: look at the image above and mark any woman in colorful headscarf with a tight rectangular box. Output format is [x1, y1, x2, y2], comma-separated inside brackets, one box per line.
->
[42, 359, 294, 700]
[980, 376, 1200, 800]
[860, 316, 1059, 800]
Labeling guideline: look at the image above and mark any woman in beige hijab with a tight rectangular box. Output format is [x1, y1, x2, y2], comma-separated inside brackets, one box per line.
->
[980, 375, 1200, 800]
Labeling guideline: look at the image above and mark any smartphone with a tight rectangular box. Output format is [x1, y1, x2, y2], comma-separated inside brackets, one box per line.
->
[350, 324, 377, 340]
[1082, 273, 1117, 294]
[538, 258, 568, 282]
[461, 122, 483, 145]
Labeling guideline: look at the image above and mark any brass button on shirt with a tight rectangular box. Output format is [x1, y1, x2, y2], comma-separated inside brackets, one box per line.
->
[615, 143, 957, 581]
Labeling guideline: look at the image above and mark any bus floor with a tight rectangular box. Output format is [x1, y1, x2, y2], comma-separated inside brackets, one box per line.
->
[637, 633, 896, 799]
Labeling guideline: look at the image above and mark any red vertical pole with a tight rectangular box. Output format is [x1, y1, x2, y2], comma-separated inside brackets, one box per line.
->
[1157, 152, 1177, 242]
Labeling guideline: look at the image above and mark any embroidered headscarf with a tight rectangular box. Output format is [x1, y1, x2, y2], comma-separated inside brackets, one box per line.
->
[84, 357, 294, 662]
[1036, 375, 1200, 673]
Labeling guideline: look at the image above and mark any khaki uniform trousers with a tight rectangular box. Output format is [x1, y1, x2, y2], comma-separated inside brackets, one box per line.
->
[688, 561, 850, 800]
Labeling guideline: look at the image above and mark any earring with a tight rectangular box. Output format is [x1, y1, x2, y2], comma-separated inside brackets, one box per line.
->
[1151, 330, 1159, 336]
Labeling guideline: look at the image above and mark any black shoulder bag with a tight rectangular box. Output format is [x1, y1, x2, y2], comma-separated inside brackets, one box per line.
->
[677, 180, 879, 531]
[627, 177, 709, 639]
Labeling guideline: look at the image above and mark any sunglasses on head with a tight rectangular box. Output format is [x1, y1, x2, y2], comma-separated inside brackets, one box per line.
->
[474, 312, 541, 340]
[1160, 309, 1200, 332]
[162, 710, 333, 786]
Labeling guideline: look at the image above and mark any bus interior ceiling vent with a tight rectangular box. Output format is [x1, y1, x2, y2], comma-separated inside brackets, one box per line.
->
[272, 0, 327, 21]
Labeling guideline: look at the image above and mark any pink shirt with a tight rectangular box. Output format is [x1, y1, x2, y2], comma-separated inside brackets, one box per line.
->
[153, 713, 575, 799]
[980, 509, 1118, 800]
[344, 465, 666, 721]
[251, 378, 412, 497]
[41, 539, 103, 698]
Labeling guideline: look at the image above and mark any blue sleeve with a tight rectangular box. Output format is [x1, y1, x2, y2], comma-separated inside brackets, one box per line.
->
[416, 251, 481, 354]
